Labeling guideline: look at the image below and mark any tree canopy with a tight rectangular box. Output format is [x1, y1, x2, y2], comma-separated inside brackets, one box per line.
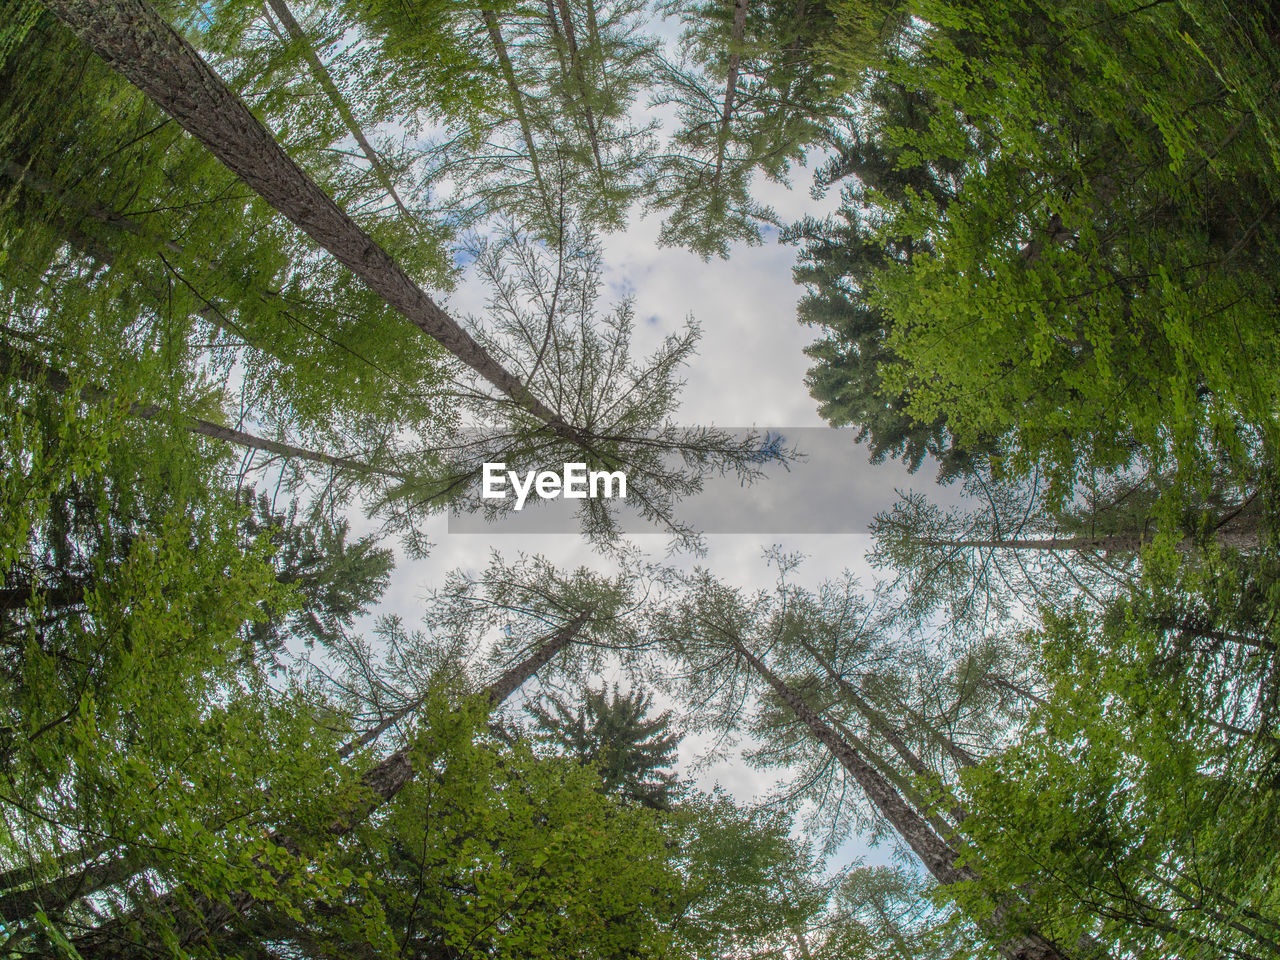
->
[3, 0, 1280, 956]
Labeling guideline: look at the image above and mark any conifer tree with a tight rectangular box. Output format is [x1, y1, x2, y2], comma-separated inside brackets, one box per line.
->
[530, 684, 680, 809]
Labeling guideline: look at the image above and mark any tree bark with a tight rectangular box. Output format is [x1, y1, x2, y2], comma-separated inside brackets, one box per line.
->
[0, 341, 407, 480]
[731, 635, 1073, 960]
[42, 0, 577, 439]
[552, 0, 605, 176]
[795, 638, 935, 780]
[480, 7, 558, 228]
[833, 717, 959, 843]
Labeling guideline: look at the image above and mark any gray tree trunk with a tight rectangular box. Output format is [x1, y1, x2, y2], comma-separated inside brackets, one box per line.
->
[44, 0, 577, 439]
[711, 0, 748, 196]
[731, 636, 1074, 960]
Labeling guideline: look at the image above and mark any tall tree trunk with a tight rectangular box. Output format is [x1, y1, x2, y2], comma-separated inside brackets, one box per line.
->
[480, 7, 558, 229]
[262, 0, 416, 224]
[730, 635, 1073, 960]
[67, 613, 589, 957]
[795, 638, 935, 781]
[711, 0, 748, 197]
[921, 531, 1259, 554]
[582, 0, 602, 64]
[796, 635, 979, 773]
[832, 717, 959, 843]
[552, 0, 605, 176]
[0, 341, 408, 480]
[824, 672, 973, 830]
[0, 581, 86, 612]
[0, 851, 143, 925]
[43, 0, 577, 440]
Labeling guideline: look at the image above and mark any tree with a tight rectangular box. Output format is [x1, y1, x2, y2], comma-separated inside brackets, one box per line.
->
[648, 564, 1079, 960]
[0, 2, 462, 555]
[347, 0, 659, 239]
[828, 0, 1280, 504]
[261, 0, 419, 225]
[39, 0, 583, 432]
[662, 791, 831, 960]
[784, 70, 978, 478]
[957, 591, 1280, 960]
[648, 0, 891, 258]
[530, 684, 681, 809]
[236, 488, 395, 660]
[381, 223, 797, 549]
[0, 343, 351, 954]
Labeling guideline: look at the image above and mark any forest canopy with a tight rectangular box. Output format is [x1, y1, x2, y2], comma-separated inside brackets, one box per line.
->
[1, 0, 1278, 957]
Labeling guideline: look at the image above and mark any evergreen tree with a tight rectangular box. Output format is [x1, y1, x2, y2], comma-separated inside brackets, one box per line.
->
[236, 488, 394, 660]
[530, 684, 680, 809]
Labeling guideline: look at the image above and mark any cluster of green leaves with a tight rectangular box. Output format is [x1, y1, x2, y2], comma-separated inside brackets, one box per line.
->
[1, 4, 456, 458]
[955, 561, 1280, 958]
[796, 0, 1280, 507]
[0, 347, 371, 956]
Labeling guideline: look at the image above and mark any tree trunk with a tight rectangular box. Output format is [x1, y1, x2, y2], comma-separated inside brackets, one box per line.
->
[833, 717, 959, 843]
[0, 341, 408, 480]
[0, 851, 142, 924]
[68, 613, 589, 956]
[711, 0, 748, 197]
[480, 7, 558, 229]
[731, 636, 1073, 960]
[0, 581, 86, 612]
[552, 0, 605, 176]
[262, 0, 416, 224]
[795, 638, 934, 780]
[43, 0, 577, 439]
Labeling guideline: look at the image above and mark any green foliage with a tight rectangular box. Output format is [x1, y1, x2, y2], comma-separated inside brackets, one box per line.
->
[651, 0, 868, 257]
[530, 683, 680, 809]
[0, 360, 361, 956]
[663, 792, 830, 959]
[866, 0, 1280, 503]
[785, 70, 982, 476]
[237, 489, 393, 659]
[956, 568, 1280, 958]
[8, 0, 1280, 957]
